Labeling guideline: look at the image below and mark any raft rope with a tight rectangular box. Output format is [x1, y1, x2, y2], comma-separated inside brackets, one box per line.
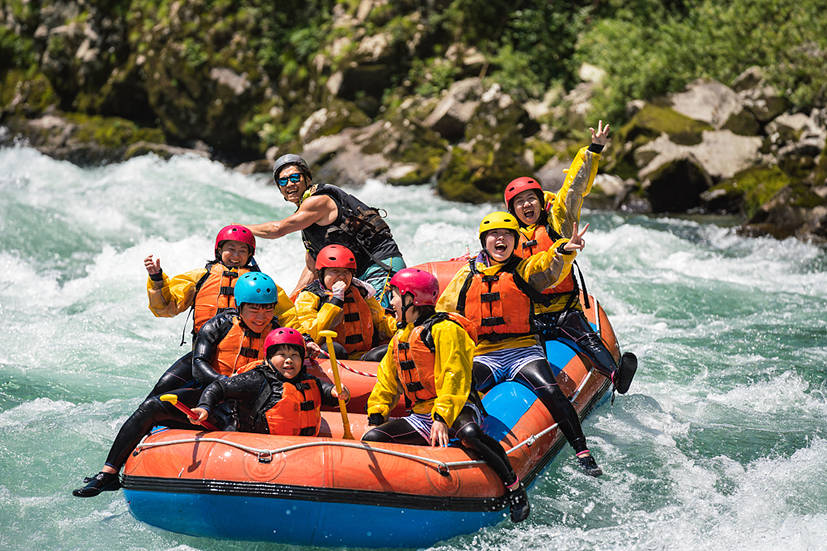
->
[133, 366, 598, 474]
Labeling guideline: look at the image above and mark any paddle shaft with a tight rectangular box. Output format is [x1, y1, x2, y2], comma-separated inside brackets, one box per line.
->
[159, 394, 219, 430]
[318, 331, 354, 439]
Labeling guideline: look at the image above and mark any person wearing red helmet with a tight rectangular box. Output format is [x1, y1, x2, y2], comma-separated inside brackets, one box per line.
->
[243, 154, 406, 308]
[189, 328, 348, 435]
[504, 122, 637, 395]
[295, 244, 396, 360]
[363, 269, 530, 523]
[142, 225, 293, 396]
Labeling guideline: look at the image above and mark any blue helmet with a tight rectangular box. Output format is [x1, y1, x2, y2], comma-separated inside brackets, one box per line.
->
[234, 272, 278, 308]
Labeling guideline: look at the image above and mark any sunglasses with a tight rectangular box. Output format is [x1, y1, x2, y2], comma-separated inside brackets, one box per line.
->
[277, 173, 303, 186]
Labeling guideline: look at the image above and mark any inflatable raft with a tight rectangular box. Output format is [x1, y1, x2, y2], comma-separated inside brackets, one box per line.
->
[121, 262, 621, 548]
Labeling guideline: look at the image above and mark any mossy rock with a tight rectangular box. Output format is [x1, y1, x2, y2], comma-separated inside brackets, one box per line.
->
[618, 103, 713, 147]
[64, 112, 165, 149]
[1, 69, 59, 116]
[708, 166, 791, 219]
[438, 140, 531, 203]
[525, 138, 559, 170]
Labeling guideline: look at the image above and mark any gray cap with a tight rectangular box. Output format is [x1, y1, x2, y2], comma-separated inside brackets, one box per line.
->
[272, 154, 311, 183]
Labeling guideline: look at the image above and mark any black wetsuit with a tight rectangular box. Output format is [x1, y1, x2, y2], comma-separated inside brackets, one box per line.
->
[473, 358, 589, 453]
[197, 362, 338, 433]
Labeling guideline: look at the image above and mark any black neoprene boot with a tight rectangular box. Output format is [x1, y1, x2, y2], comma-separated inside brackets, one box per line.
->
[576, 451, 603, 477]
[613, 352, 638, 394]
[72, 471, 120, 497]
[507, 482, 530, 523]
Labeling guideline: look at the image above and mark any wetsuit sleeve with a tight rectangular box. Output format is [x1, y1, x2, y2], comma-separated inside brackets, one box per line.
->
[192, 315, 234, 386]
[197, 370, 267, 412]
[435, 264, 471, 314]
[366, 342, 400, 420]
[295, 290, 342, 342]
[519, 241, 577, 292]
[146, 268, 206, 318]
[548, 146, 600, 238]
[430, 321, 474, 427]
[367, 296, 397, 339]
[274, 286, 299, 329]
[314, 377, 339, 408]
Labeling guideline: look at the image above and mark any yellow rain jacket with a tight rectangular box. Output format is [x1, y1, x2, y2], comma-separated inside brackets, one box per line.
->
[436, 242, 576, 355]
[147, 267, 298, 329]
[540, 145, 600, 239]
[367, 319, 475, 427]
[295, 280, 396, 358]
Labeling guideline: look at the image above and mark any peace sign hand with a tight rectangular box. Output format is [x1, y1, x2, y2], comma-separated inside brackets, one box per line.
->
[563, 221, 589, 252]
[590, 120, 610, 146]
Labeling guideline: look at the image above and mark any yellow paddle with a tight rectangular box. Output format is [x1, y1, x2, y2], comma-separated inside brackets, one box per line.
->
[318, 330, 353, 440]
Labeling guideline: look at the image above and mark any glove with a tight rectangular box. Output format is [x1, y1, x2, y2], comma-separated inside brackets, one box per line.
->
[367, 413, 385, 426]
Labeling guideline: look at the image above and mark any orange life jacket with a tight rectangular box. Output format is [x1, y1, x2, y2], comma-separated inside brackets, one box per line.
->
[305, 281, 376, 355]
[263, 377, 323, 436]
[392, 313, 477, 406]
[456, 257, 551, 342]
[213, 316, 268, 377]
[192, 262, 256, 333]
[515, 223, 578, 302]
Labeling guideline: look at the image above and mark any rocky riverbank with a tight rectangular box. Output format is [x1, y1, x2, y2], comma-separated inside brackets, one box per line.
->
[2, 1, 825, 241]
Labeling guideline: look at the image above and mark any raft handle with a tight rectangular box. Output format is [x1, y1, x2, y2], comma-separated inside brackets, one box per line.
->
[258, 452, 273, 463]
[437, 464, 450, 477]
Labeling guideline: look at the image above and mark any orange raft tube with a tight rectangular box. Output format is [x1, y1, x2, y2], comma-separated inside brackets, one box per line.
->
[122, 262, 620, 548]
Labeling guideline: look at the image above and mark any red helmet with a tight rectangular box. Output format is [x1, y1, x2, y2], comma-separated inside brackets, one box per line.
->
[503, 177, 543, 212]
[264, 327, 306, 359]
[389, 268, 440, 306]
[315, 244, 357, 271]
[215, 225, 256, 257]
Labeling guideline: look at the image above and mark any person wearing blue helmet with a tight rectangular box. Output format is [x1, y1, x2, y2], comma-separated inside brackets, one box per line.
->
[72, 272, 299, 498]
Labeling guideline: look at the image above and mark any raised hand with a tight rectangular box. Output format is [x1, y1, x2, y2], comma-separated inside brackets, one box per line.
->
[590, 120, 611, 146]
[563, 221, 589, 252]
[144, 254, 161, 275]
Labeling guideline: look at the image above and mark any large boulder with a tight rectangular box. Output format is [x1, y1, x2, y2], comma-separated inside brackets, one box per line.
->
[423, 78, 484, 142]
[669, 78, 741, 129]
[741, 183, 827, 242]
[701, 166, 791, 217]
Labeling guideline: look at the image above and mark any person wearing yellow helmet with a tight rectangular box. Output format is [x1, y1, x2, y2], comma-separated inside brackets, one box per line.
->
[437, 212, 603, 476]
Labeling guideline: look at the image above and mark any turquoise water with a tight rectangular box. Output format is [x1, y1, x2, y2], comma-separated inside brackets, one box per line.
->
[0, 145, 825, 550]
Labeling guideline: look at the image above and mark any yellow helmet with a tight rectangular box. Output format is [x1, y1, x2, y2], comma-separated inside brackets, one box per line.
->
[478, 211, 519, 237]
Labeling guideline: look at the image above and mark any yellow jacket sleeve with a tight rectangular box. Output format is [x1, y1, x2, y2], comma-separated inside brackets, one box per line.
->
[146, 268, 206, 318]
[519, 239, 577, 292]
[367, 296, 397, 339]
[430, 320, 474, 427]
[548, 146, 600, 238]
[295, 290, 342, 342]
[274, 286, 299, 329]
[366, 341, 401, 420]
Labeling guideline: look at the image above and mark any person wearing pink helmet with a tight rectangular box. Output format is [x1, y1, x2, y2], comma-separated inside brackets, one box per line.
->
[295, 244, 396, 361]
[143, 225, 296, 396]
[363, 269, 530, 523]
[189, 327, 348, 435]
[504, 122, 637, 395]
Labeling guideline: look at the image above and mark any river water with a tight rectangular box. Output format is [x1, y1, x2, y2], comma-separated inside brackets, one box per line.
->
[1, 145, 825, 550]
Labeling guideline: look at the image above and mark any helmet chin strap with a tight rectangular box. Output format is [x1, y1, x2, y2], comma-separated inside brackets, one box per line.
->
[397, 295, 415, 329]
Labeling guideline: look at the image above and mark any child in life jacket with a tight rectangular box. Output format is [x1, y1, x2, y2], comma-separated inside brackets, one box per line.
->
[437, 212, 604, 476]
[189, 328, 348, 435]
[362, 268, 530, 523]
[503, 121, 636, 394]
[144, 225, 294, 395]
[295, 244, 396, 361]
[72, 272, 291, 498]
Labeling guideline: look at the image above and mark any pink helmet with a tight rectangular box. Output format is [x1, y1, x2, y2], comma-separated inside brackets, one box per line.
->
[215, 225, 256, 257]
[264, 327, 306, 359]
[389, 268, 440, 306]
[503, 177, 543, 212]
